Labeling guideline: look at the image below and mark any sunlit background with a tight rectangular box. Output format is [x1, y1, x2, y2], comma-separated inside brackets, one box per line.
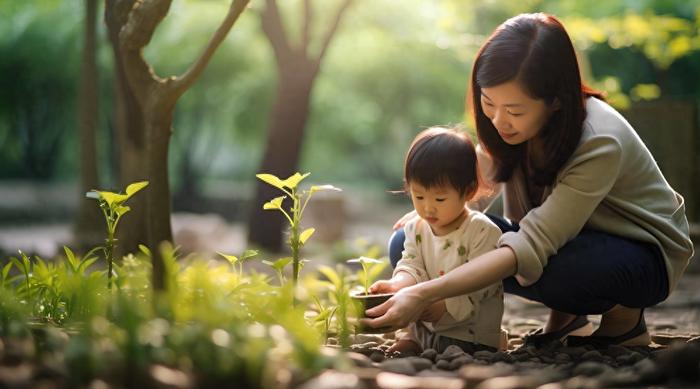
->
[0, 0, 698, 260]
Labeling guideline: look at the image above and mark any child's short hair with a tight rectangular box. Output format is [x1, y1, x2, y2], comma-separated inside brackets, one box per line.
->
[404, 126, 480, 199]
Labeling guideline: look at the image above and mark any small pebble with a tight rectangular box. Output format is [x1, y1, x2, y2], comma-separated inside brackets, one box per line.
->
[420, 348, 438, 362]
[473, 350, 494, 361]
[580, 350, 603, 361]
[435, 359, 451, 370]
[602, 345, 628, 358]
[379, 358, 417, 376]
[573, 361, 610, 377]
[449, 355, 474, 370]
[370, 350, 385, 362]
[405, 357, 434, 372]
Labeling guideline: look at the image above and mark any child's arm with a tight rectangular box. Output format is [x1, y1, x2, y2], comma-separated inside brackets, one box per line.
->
[370, 219, 427, 293]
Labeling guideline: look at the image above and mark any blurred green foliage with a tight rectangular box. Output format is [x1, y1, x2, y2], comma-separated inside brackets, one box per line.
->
[0, 0, 698, 202]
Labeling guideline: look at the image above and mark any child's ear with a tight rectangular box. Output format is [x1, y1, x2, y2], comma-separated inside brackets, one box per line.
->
[463, 183, 478, 202]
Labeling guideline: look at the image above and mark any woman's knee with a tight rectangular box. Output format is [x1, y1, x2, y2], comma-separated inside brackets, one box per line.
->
[388, 228, 406, 268]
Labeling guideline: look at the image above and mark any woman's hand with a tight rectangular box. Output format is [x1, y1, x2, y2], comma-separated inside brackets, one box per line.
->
[419, 300, 446, 323]
[361, 283, 433, 331]
[393, 210, 419, 230]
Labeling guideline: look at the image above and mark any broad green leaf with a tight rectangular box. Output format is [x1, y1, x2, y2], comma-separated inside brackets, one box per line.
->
[98, 191, 129, 206]
[2, 262, 12, 280]
[282, 172, 310, 189]
[217, 252, 239, 265]
[318, 265, 341, 287]
[263, 196, 286, 210]
[314, 309, 333, 322]
[64, 246, 79, 272]
[256, 173, 286, 190]
[263, 257, 292, 272]
[125, 181, 149, 198]
[367, 261, 388, 280]
[347, 256, 384, 265]
[309, 184, 342, 195]
[240, 249, 259, 261]
[115, 205, 131, 216]
[299, 228, 315, 245]
[79, 257, 99, 273]
[10, 257, 24, 273]
[138, 244, 151, 257]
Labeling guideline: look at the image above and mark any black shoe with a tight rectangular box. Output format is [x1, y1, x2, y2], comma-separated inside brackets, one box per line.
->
[567, 309, 647, 348]
[523, 315, 590, 348]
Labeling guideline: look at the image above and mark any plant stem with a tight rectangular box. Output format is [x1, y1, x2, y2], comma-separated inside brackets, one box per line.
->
[105, 234, 116, 290]
[291, 190, 301, 288]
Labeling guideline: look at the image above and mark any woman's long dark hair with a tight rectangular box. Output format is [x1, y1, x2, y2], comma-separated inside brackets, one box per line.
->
[469, 13, 604, 185]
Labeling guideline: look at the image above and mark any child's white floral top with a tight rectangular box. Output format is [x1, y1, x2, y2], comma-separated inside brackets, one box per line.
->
[394, 211, 504, 347]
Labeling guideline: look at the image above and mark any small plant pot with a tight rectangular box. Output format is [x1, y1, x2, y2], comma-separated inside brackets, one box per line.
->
[350, 292, 394, 334]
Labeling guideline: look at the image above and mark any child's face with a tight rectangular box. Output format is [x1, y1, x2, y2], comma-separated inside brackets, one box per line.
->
[409, 181, 469, 236]
[480, 79, 559, 145]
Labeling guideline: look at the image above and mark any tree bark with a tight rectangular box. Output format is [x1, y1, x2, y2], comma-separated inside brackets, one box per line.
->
[105, 0, 149, 258]
[247, 0, 353, 251]
[75, 0, 103, 248]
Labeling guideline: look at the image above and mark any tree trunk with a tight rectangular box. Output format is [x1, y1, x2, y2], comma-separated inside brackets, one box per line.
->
[145, 108, 175, 291]
[105, 0, 149, 257]
[248, 65, 316, 251]
[75, 0, 103, 249]
[105, 0, 250, 290]
[247, 0, 353, 251]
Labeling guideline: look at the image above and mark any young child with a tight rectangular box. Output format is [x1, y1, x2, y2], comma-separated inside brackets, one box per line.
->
[370, 126, 504, 354]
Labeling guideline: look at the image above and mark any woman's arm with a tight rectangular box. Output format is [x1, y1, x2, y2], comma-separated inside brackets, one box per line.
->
[362, 246, 517, 330]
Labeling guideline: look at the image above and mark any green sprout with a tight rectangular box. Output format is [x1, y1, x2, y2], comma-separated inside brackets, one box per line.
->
[347, 256, 387, 295]
[218, 249, 259, 276]
[262, 257, 292, 285]
[257, 172, 341, 288]
[86, 181, 148, 289]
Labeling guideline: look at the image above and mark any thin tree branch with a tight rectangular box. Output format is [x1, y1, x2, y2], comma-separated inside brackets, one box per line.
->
[171, 0, 250, 96]
[120, 0, 173, 50]
[301, 0, 312, 53]
[315, 0, 353, 62]
[261, 0, 293, 62]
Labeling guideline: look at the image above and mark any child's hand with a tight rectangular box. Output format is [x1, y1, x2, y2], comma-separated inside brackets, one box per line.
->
[369, 272, 417, 294]
[368, 279, 403, 294]
[419, 300, 446, 323]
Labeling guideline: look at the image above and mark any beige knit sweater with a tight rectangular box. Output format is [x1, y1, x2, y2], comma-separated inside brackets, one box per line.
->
[474, 97, 694, 292]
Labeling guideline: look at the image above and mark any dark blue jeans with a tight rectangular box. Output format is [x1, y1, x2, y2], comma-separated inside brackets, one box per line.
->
[388, 214, 669, 315]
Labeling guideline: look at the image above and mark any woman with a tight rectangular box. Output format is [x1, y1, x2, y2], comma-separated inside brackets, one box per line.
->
[365, 13, 694, 347]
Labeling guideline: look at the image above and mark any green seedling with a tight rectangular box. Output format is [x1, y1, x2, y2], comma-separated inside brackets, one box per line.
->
[10, 250, 33, 301]
[318, 265, 352, 347]
[311, 295, 337, 342]
[347, 256, 387, 295]
[257, 172, 341, 287]
[86, 181, 148, 289]
[262, 257, 292, 285]
[218, 249, 259, 276]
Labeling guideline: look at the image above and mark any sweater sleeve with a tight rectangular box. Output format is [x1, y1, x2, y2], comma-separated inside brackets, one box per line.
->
[441, 218, 502, 323]
[393, 220, 430, 283]
[499, 135, 623, 286]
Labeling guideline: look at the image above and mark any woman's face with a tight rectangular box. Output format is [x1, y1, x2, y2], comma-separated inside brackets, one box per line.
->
[480, 80, 558, 145]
